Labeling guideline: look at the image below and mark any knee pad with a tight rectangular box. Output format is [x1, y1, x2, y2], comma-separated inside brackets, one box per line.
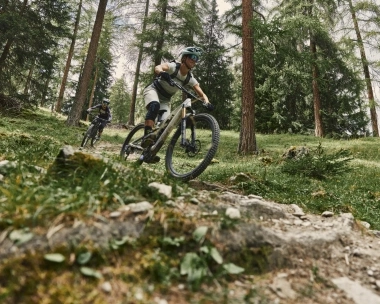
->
[145, 101, 160, 121]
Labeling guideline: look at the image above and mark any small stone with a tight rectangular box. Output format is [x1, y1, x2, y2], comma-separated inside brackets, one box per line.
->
[154, 298, 168, 304]
[293, 219, 303, 226]
[247, 194, 263, 199]
[291, 204, 305, 217]
[226, 207, 241, 219]
[101, 281, 112, 293]
[164, 200, 176, 207]
[190, 198, 200, 205]
[178, 284, 185, 290]
[360, 221, 371, 229]
[148, 182, 172, 198]
[321, 211, 334, 217]
[129, 201, 153, 213]
[109, 211, 121, 218]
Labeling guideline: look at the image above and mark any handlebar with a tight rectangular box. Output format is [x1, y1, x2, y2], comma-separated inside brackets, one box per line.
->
[87, 113, 111, 123]
[169, 80, 212, 110]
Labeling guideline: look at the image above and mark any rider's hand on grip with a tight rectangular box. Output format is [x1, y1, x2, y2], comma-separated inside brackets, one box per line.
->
[203, 102, 214, 111]
[159, 71, 175, 86]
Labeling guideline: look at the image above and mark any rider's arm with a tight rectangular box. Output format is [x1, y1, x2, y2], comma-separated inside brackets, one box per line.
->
[154, 62, 170, 75]
[193, 84, 210, 104]
[87, 105, 100, 112]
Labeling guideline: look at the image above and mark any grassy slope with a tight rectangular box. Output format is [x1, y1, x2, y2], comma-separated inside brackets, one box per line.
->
[1, 108, 380, 303]
[1, 108, 380, 230]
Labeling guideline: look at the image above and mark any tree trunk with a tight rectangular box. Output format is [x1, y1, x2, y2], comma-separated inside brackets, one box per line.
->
[310, 37, 323, 137]
[238, 0, 257, 154]
[55, 0, 82, 113]
[153, 0, 168, 67]
[128, 0, 150, 126]
[42, 77, 51, 107]
[24, 61, 35, 96]
[348, 0, 378, 136]
[306, 0, 323, 137]
[66, 0, 108, 127]
[87, 64, 98, 121]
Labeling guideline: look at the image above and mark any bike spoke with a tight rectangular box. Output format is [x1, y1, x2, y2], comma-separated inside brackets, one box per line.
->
[120, 123, 145, 161]
[165, 114, 220, 181]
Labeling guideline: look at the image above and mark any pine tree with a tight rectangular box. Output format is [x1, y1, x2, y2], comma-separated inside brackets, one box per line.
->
[195, 0, 235, 129]
[110, 77, 131, 123]
[66, 0, 108, 127]
[0, 0, 71, 104]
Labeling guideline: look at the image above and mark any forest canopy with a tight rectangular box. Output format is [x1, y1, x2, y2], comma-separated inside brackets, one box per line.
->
[0, 0, 379, 138]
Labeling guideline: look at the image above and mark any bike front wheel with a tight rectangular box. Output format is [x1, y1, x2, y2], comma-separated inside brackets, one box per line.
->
[81, 125, 94, 148]
[120, 123, 145, 161]
[165, 113, 220, 182]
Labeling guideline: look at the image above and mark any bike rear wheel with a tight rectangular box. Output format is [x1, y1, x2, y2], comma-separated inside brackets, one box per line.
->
[120, 123, 145, 161]
[165, 113, 220, 182]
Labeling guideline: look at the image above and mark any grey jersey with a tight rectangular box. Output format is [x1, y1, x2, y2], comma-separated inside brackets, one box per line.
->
[157, 62, 198, 96]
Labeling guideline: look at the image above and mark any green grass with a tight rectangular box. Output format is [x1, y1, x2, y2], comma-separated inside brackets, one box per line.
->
[1, 108, 380, 230]
[1, 107, 380, 303]
[199, 132, 380, 229]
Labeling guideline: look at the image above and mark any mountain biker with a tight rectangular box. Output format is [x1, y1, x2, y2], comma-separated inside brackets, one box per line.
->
[141, 46, 213, 162]
[86, 99, 112, 139]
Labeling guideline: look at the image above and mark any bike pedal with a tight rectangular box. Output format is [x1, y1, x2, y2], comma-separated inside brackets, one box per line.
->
[144, 155, 160, 164]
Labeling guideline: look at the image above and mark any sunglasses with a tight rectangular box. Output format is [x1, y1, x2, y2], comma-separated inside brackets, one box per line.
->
[188, 54, 199, 62]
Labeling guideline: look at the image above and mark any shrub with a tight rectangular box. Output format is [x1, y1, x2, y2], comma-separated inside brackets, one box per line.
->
[281, 142, 353, 180]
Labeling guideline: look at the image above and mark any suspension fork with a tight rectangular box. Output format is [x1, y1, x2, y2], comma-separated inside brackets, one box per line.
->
[181, 106, 196, 147]
[181, 104, 187, 146]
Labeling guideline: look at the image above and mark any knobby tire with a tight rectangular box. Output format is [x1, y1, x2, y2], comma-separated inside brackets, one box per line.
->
[120, 123, 145, 161]
[81, 125, 94, 148]
[165, 113, 220, 182]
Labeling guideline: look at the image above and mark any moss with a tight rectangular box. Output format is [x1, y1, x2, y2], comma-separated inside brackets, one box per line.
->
[223, 246, 273, 275]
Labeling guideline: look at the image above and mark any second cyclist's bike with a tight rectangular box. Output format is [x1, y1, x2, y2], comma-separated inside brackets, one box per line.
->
[120, 81, 220, 181]
[81, 115, 109, 148]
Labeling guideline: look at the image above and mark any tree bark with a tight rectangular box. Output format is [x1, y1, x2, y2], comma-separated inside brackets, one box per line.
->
[55, 0, 82, 113]
[66, 0, 108, 127]
[310, 36, 324, 137]
[348, 0, 378, 136]
[24, 61, 35, 96]
[238, 0, 257, 154]
[87, 64, 98, 121]
[153, 0, 168, 67]
[128, 0, 150, 126]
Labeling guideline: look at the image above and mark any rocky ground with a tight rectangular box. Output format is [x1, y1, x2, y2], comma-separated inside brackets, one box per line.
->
[80, 141, 380, 303]
[1, 140, 380, 304]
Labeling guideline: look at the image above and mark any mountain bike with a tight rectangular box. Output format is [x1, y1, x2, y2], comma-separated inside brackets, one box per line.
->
[81, 115, 109, 148]
[120, 81, 220, 182]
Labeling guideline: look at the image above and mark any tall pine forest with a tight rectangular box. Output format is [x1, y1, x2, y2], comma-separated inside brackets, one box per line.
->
[1, 0, 380, 138]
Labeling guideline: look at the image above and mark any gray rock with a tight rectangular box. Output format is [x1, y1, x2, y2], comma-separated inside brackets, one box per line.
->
[332, 277, 380, 304]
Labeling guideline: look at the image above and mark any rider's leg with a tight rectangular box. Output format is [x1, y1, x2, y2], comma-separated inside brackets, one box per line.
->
[97, 124, 105, 138]
[144, 101, 160, 135]
[141, 101, 160, 149]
